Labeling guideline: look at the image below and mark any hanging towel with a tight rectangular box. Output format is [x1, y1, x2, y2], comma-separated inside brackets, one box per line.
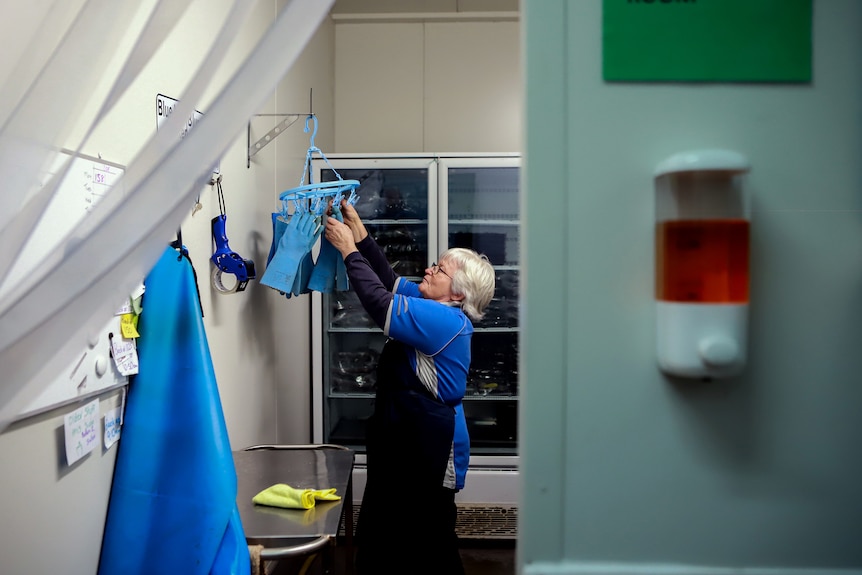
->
[252, 484, 341, 510]
[98, 246, 250, 575]
[248, 544, 264, 575]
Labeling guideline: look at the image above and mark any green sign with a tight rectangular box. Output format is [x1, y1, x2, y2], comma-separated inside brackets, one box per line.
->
[602, 0, 812, 82]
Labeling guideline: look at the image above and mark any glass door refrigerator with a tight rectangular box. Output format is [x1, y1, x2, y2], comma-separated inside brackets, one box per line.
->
[311, 154, 520, 539]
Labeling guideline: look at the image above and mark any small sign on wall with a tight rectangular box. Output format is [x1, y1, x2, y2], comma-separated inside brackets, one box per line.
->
[64, 399, 100, 466]
[156, 93, 220, 178]
[156, 93, 204, 138]
[104, 405, 122, 450]
[602, 0, 812, 82]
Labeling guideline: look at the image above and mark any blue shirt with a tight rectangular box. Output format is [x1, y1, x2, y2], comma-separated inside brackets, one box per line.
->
[344, 237, 472, 490]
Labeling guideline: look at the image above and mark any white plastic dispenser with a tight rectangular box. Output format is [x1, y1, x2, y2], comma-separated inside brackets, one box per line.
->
[654, 150, 751, 379]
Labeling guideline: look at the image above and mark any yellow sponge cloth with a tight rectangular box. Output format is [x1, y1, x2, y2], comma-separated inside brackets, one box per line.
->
[252, 483, 341, 510]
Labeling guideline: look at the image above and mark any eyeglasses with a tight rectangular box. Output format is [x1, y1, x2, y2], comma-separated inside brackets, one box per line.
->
[429, 262, 453, 280]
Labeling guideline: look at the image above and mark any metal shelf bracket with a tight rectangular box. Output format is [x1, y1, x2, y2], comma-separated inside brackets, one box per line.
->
[246, 113, 309, 167]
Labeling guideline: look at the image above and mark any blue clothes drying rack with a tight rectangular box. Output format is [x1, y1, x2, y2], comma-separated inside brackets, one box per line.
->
[278, 114, 360, 218]
[259, 115, 360, 296]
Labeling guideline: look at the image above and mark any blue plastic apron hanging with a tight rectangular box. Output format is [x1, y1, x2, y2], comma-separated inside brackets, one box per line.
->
[98, 245, 249, 575]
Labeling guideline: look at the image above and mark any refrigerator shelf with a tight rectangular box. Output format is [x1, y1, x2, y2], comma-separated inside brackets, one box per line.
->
[448, 219, 520, 226]
[362, 218, 427, 225]
[327, 327, 382, 334]
[325, 392, 520, 401]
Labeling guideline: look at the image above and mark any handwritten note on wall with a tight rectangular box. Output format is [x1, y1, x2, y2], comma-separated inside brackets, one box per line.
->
[64, 399, 100, 465]
[110, 332, 139, 376]
[104, 406, 122, 450]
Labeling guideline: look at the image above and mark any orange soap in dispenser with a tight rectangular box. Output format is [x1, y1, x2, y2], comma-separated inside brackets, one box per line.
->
[654, 150, 751, 379]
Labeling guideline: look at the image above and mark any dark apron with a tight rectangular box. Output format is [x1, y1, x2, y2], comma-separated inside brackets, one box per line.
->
[365, 338, 455, 489]
[355, 339, 463, 575]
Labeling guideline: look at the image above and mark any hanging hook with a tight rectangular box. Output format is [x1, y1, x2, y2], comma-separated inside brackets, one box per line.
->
[304, 114, 319, 150]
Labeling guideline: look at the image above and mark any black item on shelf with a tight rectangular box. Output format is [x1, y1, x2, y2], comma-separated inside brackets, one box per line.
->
[474, 297, 519, 328]
[376, 187, 421, 219]
[373, 226, 426, 277]
[332, 371, 377, 392]
[334, 350, 379, 376]
[451, 232, 506, 265]
[495, 271, 519, 299]
[331, 292, 377, 328]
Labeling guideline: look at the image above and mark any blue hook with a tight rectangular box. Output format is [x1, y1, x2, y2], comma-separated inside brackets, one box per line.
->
[304, 114, 319, 150]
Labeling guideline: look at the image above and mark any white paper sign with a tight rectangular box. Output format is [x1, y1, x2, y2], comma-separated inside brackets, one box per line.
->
[64, 399, 100, 465]
[110, 334, 139, 376]
[104, 406, 121, 449]
[115, 299, 133, 316]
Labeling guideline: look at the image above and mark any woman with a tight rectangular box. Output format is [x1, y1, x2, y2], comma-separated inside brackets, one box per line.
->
[325, 199, 495, 575]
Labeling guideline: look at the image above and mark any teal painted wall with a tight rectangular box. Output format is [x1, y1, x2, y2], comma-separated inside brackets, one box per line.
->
[520, 0, 862, 571]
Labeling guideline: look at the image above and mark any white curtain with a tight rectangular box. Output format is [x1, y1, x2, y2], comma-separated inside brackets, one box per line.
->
[0, 0, 334, 431]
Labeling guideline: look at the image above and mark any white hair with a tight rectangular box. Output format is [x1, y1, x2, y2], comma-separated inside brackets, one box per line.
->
[441, 247, 496, 322]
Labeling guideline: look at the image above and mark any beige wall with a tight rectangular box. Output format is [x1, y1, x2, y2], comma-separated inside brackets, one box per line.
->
[333, 15, 521, 153]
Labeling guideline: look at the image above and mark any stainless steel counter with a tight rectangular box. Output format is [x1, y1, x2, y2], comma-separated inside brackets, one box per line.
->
[234, 444, 355, 559]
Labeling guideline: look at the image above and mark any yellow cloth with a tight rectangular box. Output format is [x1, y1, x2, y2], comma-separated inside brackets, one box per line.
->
[252, 483, 340, 510]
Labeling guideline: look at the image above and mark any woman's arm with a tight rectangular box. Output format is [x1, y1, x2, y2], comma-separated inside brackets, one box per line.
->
[342, 252, 394, 329]
[354, 236, 398, 291]
[325, 212, 398, 291]
[339, 199, 368, 243]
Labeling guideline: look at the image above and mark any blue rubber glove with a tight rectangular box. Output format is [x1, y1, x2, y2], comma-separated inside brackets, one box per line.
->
[308, 205, 347, 294]
[307, 235, 339, 293]
[267, 212, 288, 267]
[260, 211, 320, 294]
[291, 216, 323, 296]
[291, 251, 314, 296]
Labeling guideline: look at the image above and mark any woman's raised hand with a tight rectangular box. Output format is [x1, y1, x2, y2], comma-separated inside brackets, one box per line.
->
[340, 199, 368, 242]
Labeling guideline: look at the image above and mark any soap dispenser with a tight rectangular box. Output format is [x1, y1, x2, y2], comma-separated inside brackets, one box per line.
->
[654, 150, 751, 379]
